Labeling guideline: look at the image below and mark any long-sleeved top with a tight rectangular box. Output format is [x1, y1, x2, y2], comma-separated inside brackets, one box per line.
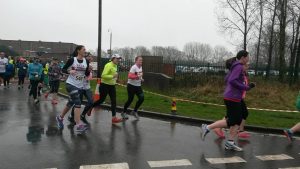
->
[224, 61, 250, 102]
[101, 61, 117, 85]
[28, 62, 43, 80]
[17, 63, 28, 76]
[4, 63, 14, 77]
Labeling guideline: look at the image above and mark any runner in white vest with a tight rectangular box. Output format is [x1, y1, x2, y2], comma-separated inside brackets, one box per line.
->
[56, 45, 91, 134]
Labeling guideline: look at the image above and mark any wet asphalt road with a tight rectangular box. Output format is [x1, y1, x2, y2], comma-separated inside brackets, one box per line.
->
[0, 86, 300, 169]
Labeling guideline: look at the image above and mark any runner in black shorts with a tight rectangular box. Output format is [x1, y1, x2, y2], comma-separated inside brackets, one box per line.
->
[200, 50, 255, 152]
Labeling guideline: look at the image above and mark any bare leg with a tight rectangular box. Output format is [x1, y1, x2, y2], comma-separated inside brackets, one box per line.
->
[207, 119, 228, 130]
[228, 125, 239, 140]
[291, 123, 300, 133]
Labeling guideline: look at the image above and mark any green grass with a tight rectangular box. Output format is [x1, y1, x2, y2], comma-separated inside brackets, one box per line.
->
[59, 80, 300, 129]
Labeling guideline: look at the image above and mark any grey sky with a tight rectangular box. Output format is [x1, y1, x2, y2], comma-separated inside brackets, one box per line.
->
[0, 0, 233, 52]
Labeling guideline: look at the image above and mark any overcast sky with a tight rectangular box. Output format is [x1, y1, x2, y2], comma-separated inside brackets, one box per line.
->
[0, 0, 234, 52]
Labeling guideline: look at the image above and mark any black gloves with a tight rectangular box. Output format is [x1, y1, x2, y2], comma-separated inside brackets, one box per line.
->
[249, 82, 256, 89]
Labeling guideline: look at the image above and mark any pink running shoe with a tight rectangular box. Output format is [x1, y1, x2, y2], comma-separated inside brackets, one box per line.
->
[238, 131, 251, 139]
[213, 128, 225, 139]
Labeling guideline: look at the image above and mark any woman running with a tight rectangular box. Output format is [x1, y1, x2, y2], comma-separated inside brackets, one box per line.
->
[121, 56, 144, 120]
[69, 53, 94, 125]
[86, 54, 123, 124]
[56, 45, 92, 133]
[16, 58, 28, 89]
[46, 58, 61, 105]
[28, 57, 43, 104]
[201, 50, 255, 152]
[214, 63, 251, 139]
[3, 62, 14, 89]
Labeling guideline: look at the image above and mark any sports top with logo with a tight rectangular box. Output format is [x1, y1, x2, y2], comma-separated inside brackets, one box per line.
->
[128, 64, 143, 87]
[66, 57, 88, 89]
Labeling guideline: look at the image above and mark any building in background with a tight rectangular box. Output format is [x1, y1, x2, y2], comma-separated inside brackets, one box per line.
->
[0, 39, 77, 62]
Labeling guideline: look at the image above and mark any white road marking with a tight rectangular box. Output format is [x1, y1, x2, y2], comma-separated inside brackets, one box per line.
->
[205, 156, 246, 164]
[148, 159, 192, 168]
[79, 163, 129, 169]
[256, 154, 294, 161]
[279, 167, 300, 169]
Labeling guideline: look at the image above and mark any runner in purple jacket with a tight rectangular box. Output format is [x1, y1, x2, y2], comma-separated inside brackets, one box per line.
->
[200, 50, 255, 152]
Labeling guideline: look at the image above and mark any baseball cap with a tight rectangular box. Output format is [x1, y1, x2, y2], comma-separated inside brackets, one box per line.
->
[110, 54, 122, 61]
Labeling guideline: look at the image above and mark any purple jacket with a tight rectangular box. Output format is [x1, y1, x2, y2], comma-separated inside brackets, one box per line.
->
[224, 61, 250, 101]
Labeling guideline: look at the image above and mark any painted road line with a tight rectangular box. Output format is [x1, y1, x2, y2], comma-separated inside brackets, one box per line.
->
[79, 163, 129, 169]
[279, 167, 300, 169]
[148, 159, 192, 168]
[256, 154, 294, 161]
[205, 156, 246, 164]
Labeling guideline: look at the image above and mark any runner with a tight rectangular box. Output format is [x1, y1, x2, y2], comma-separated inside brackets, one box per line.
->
[68, 53, 94, 125]
[3, 61, 14, 89]
[86, 54, 123, 124]
[28, 57, 43, 104]
[213, 63, 251, 139]
[201, 50, 255, 151]
[16, 57, 28, 89]
[46, 58, 61, 105]
[121, 56, 144, 120]
[0, 52, 8, 87]
[56, 45, 92, 133]
[284, 123, 300, 142]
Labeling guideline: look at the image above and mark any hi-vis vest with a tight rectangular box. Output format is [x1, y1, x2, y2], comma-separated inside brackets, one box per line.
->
[66, 58, 87, 89]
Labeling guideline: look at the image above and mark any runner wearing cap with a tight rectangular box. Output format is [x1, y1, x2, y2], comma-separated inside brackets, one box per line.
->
[86, 54, 123, 124]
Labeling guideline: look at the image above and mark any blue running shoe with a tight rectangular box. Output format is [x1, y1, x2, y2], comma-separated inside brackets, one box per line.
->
[74, 124, 88, 134]
[56, 115, 64, 129]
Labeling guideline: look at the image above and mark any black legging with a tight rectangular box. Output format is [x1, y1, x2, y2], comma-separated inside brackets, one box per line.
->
[18, 76, 25, 86]
[3, 76, 10, 87]
[92, 83, 116, 116]
[123, 84, 144, 112]
[29, 80, 39, 99]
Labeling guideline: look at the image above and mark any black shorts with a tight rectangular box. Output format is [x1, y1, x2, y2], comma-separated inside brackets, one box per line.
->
[224, 99, 243, 127]
[241, 99, 249, 120]
[127, 83, 143, 95]
[50, 80, 60, 93]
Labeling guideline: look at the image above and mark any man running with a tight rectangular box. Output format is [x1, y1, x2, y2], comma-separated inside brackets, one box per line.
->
[0, 52, 8, 88]
[46, 58, 61, 105]
[121, 56, 144, 120]
[201, 50, 255, 151]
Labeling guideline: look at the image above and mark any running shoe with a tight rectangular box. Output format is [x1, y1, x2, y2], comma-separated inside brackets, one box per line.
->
[80, 115, 90, 124]
[44, 93, 49, 99]
[201, 124, 210, 141]
[51, 99, 58, 105]
[86, 108, 93, 116]
[283, 129, 294, 142]
[74, 124, 88, 133]
[131, 111, 139, 120]
[225, 141, 243, 151]
[112, 117, 123, 123]
[56, 115, 64, 129]
[121, 112, 129, 120]
[238, 131, 251, 139]
[214, 128, 225, 139]
[34, 99, 39, 104]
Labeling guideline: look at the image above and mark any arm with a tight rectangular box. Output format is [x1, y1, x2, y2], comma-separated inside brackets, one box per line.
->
[229, 66, 250, 91]
[85, 60, 91, 77]
[62, 58, 74, 74]
[128, 65, 139, 80]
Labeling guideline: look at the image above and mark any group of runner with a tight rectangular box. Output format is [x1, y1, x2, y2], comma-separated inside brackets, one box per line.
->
[1, 46, 299, 148]
[55, 45, 144, 133]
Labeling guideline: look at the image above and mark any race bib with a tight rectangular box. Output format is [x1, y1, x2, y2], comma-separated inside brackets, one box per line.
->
[75, 75, 85, 81]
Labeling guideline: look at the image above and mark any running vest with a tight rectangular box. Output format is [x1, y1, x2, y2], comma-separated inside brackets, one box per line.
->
[66, 58, 87, 89]
[0, 58, 8, 73]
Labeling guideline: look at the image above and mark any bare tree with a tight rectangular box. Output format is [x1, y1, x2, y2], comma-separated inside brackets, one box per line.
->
[217, 0, 257, 50]
[278, 0, 288, 82]
[254, 0, 265, 75]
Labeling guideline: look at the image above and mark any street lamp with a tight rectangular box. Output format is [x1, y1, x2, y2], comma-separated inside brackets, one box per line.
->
[97, 0, 102, 78]
[108, 29, 112, 57]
